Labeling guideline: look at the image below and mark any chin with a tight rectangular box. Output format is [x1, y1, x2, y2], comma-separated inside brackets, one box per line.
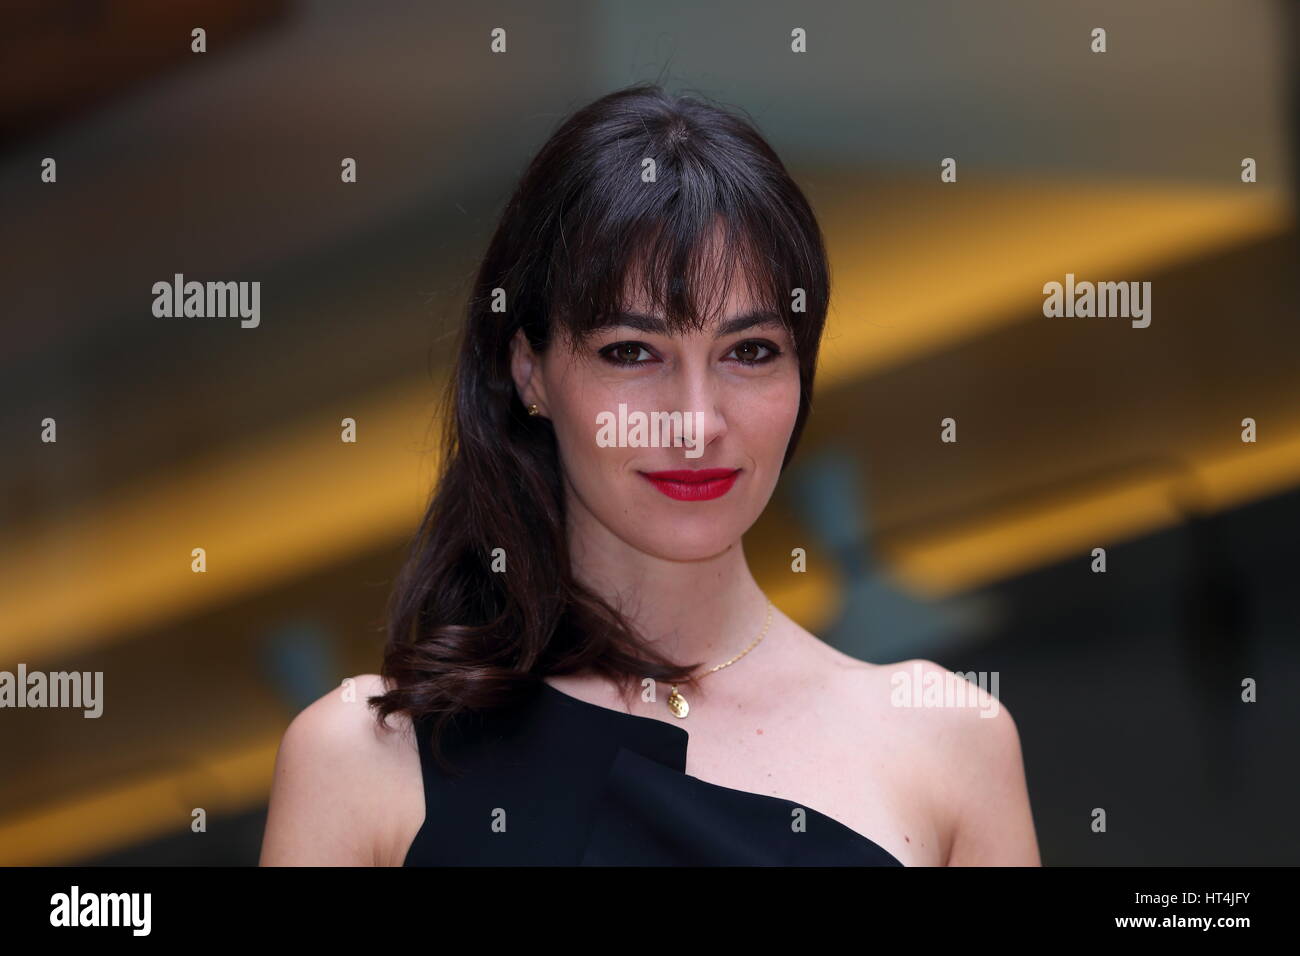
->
[631, 518, 750, 562]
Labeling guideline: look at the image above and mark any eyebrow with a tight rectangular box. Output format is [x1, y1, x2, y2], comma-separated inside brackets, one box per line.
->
[591, 310, 786, 337]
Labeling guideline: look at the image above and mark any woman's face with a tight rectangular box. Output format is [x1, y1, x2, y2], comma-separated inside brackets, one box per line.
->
[512, 268, 801, 562]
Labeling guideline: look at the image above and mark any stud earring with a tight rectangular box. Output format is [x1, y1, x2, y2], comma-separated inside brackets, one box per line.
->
[527, 403, 540, 416]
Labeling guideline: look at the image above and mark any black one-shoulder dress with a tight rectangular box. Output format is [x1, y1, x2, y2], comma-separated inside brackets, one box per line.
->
[402, 680, 904, 866]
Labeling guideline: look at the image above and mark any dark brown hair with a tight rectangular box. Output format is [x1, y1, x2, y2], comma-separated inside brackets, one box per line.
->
[369, 83, 831, 771]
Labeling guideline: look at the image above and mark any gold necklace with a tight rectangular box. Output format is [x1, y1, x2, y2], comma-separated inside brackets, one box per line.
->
[666, 598, 773, 719]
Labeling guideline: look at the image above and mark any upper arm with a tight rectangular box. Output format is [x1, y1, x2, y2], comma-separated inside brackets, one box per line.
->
[896, 659, 1040, 866]
[259, 674, 414, 866]
[937, 676, 1040, 866]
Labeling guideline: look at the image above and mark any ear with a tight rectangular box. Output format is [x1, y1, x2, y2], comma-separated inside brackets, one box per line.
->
[509, 328, 547, 414]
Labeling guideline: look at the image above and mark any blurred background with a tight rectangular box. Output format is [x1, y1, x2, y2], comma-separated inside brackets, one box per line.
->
[1, 0, 1297, 866]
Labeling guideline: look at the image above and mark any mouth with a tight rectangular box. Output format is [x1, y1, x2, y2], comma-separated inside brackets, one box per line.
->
[638, 468, 741, 502]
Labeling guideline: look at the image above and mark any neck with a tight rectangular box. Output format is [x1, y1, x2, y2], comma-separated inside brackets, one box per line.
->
[565, 500, 771, 673]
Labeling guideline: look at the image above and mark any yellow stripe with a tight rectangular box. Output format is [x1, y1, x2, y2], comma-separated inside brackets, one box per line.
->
[0, 381, 439, 665]
[0, 735, 281, 866]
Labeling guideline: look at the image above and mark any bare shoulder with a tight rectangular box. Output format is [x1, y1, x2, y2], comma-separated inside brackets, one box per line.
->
[259, 674, 425, 866]
[840, 656, 1040, 866]
[789, 630, 1039, 866]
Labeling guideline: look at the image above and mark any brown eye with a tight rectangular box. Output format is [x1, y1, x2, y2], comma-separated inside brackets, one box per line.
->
[599, 341, 655, 366]
[728, 340, 780, 365]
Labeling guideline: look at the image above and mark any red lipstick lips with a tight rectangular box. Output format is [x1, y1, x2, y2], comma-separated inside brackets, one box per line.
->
[639, 468, 741, 501]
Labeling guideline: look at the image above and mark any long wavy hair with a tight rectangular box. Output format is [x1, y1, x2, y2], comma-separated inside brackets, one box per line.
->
[370, 83, 831, 771]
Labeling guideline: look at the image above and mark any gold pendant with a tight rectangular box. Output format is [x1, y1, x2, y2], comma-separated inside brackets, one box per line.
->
[667, 685, 689, 718]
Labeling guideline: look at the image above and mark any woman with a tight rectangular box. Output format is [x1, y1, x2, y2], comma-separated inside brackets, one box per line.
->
[260, 83, 1040, 867]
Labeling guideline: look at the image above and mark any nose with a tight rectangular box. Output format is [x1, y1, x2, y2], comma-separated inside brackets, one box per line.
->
[672, 359, 727, 456]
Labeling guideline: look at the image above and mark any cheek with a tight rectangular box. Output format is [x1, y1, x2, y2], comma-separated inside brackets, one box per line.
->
[549, 379, 628, 477]
[736, 373, 801, 447]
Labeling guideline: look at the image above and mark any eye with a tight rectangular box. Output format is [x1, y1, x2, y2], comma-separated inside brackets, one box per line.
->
[598, 341, 657, 366]
[726, 339, 782, 366]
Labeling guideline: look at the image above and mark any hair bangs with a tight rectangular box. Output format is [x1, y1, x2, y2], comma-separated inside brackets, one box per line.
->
[544, 146, 816, 353]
